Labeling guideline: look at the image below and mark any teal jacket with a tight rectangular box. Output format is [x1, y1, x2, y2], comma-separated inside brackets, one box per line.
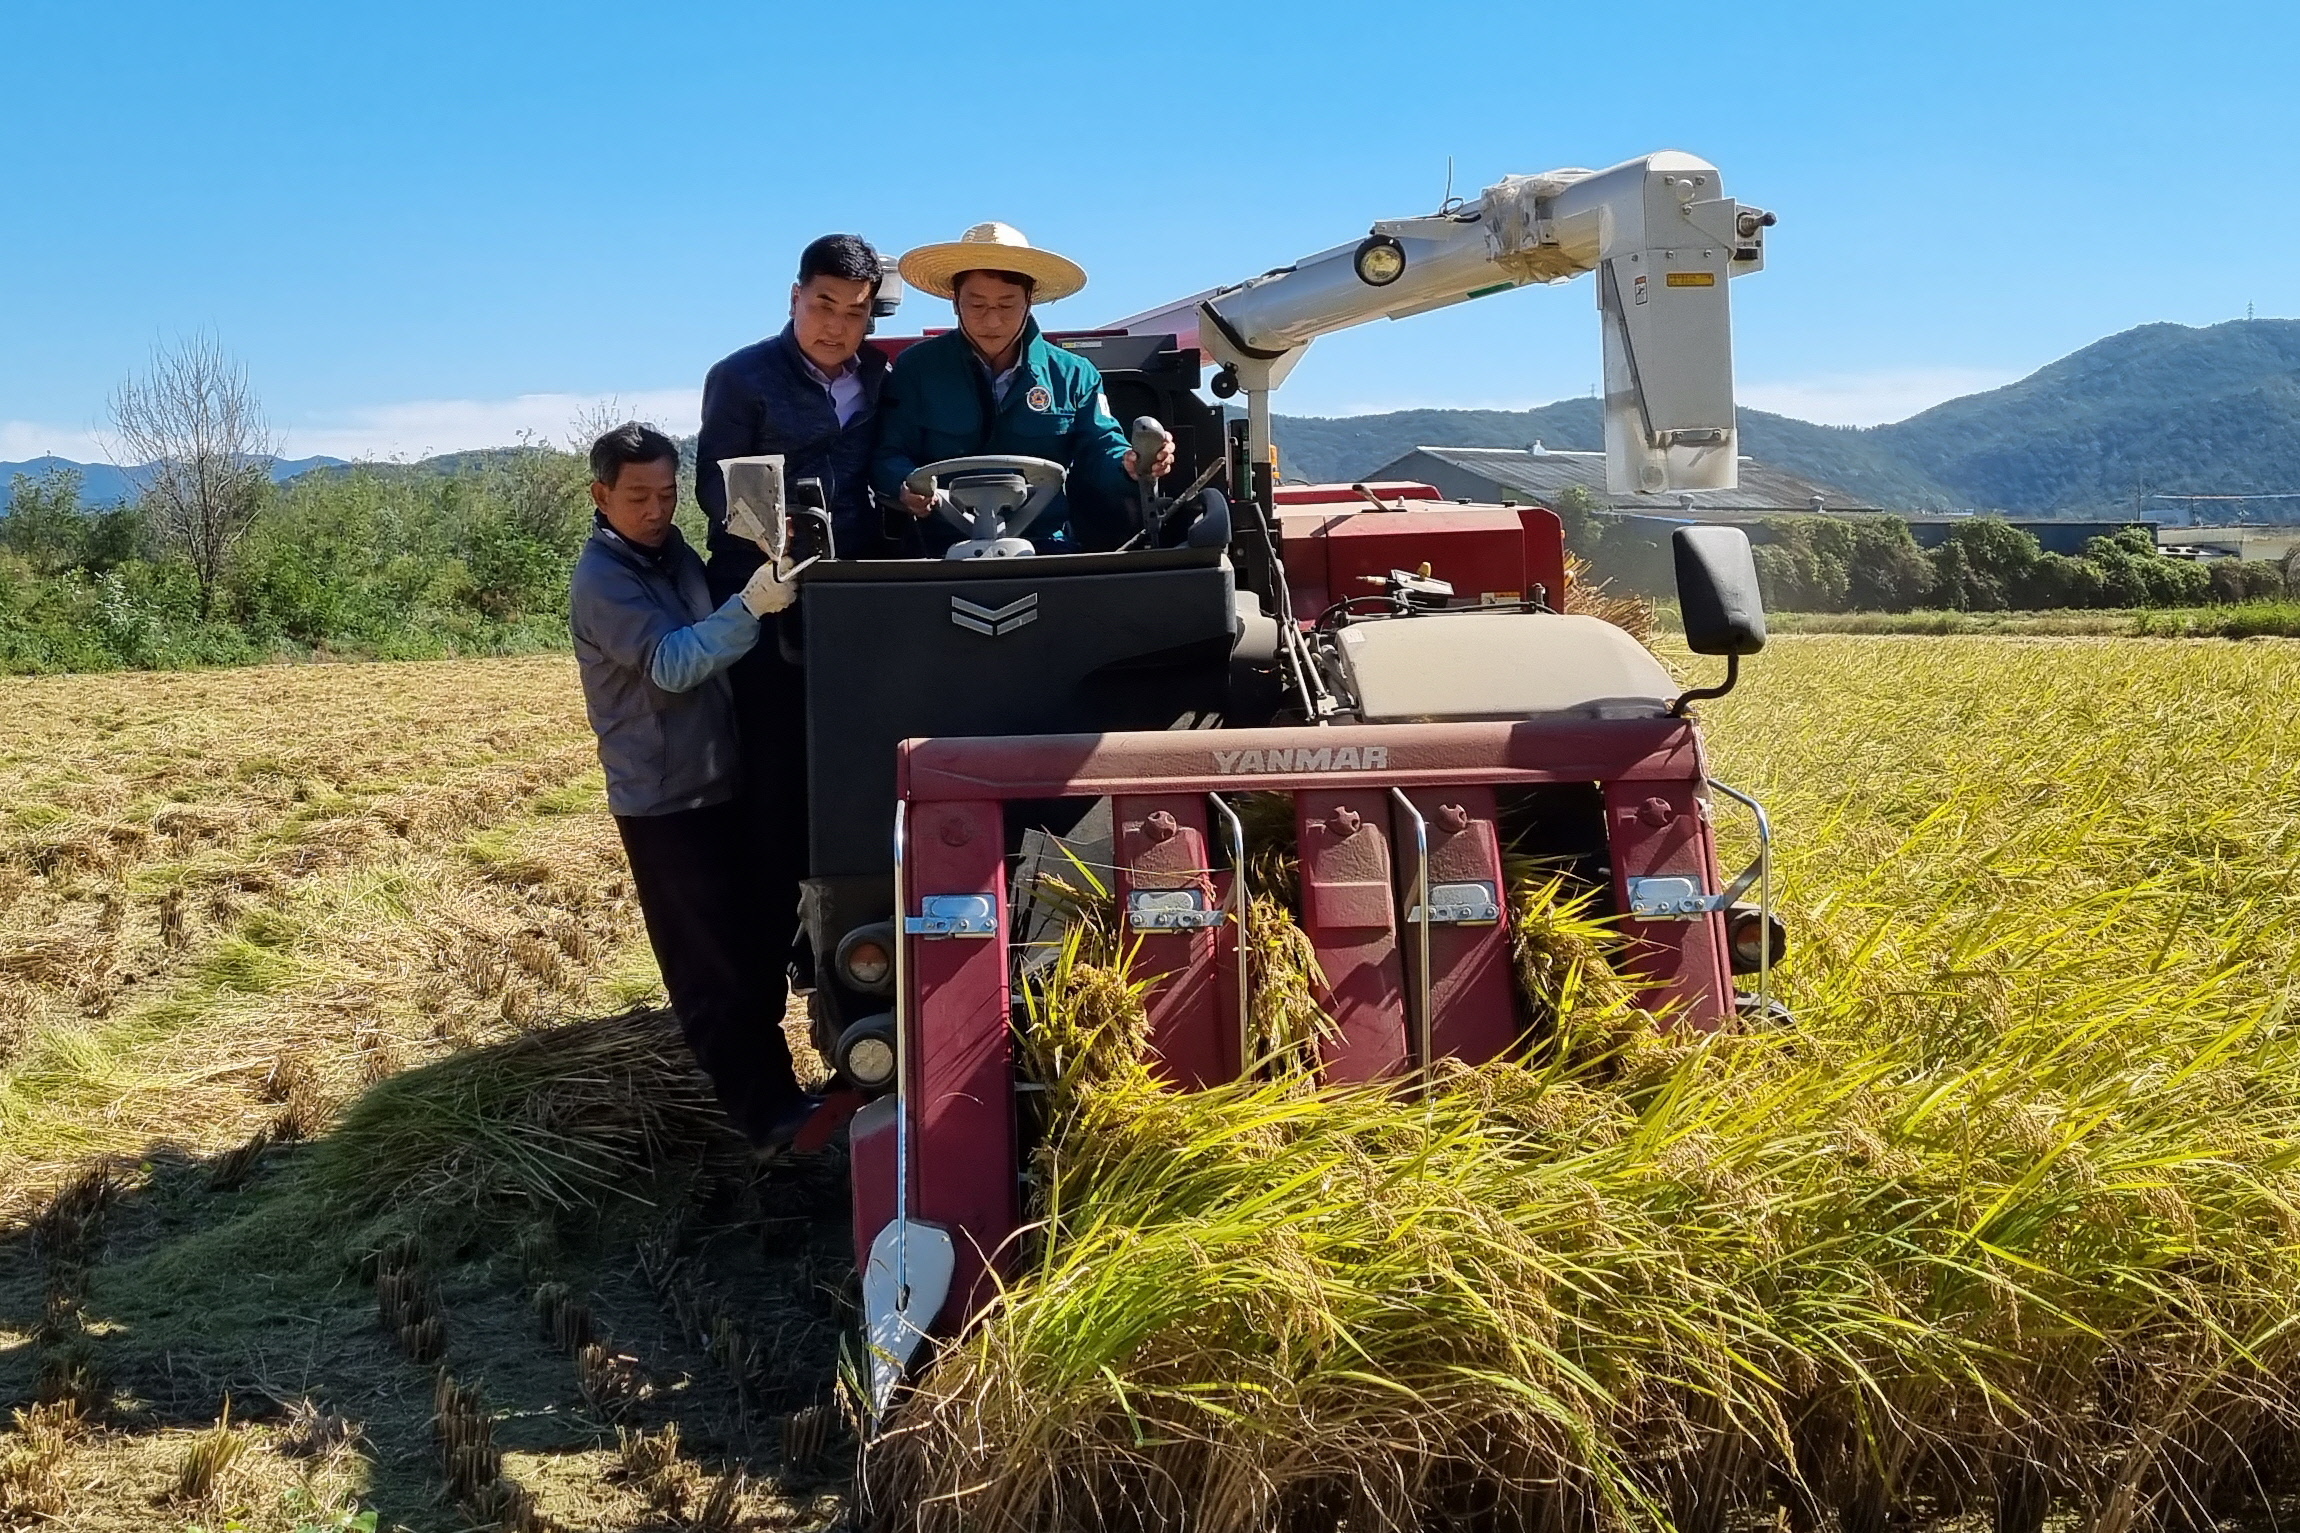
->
[870, 318, 1134, 553]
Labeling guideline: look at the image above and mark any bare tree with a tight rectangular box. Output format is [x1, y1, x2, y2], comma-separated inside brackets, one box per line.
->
[109, 334, 276, 616]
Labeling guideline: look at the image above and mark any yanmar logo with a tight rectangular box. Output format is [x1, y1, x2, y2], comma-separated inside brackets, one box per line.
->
[1212, 744, 1388, 774]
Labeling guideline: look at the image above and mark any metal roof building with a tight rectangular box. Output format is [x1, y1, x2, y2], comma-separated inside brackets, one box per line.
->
[1369, 444, 1880, 517]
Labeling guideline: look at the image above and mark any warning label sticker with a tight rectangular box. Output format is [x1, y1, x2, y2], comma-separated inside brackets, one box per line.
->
[1665, 271, 1718, 287]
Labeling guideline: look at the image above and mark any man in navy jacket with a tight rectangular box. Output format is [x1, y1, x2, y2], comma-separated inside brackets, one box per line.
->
[698, 234, 891, 580]
[695, 235, 888, 1025]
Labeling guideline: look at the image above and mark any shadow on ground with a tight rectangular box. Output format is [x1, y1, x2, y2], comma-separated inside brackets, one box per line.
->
[0, 1009, 856, 1532]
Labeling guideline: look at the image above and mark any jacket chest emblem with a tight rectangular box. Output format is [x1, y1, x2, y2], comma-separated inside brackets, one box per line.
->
[1025, 384, 1052, 413]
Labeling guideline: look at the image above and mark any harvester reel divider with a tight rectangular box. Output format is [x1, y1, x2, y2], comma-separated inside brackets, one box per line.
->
[1390, 789, 1434, 1086]
[1210, 792, 1250, 1077]
[867, 795, 959, 1422]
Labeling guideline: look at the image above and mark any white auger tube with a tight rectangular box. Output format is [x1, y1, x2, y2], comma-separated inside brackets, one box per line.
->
[1112, 151, 1770, 496]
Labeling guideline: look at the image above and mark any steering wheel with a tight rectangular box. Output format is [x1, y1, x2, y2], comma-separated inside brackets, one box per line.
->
[904, 456, 1066, 547]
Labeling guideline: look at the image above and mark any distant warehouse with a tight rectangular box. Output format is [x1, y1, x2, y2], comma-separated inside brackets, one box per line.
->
[1370, 444, 2151, 554]
[1374, 443, 1878, 518]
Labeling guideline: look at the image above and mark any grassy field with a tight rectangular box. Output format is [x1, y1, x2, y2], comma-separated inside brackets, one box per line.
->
[2, 637, 2296, 1531]
[1768, 601, 2300, 637]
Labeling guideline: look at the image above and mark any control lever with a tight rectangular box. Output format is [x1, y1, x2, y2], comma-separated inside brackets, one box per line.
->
[789, 476, 836, 562]
[1129, 416, 1172, 536]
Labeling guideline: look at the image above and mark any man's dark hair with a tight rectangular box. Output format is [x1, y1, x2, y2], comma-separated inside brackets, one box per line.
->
[589, 422, 680, 487]
[798, 233, 883, 289]
[953, 268, 1035, 299]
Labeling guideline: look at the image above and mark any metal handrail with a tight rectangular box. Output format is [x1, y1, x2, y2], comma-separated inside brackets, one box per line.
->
[1706, 777, 1774, 1016]
[889, 800, 912, 1305]
[1389, 789, 1432, 1083]
[1208, 793, 1250, 1076]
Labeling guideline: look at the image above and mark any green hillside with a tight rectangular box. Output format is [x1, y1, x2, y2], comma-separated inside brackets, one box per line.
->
[1873, 319, 2300, 514]
[1275, 319, 2300, 516]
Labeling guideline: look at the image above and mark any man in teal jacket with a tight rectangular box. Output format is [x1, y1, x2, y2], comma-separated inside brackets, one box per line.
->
[873, 222, 1173, 554]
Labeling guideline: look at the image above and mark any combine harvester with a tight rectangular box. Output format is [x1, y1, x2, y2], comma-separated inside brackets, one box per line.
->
[736, 151, 1781, 1407]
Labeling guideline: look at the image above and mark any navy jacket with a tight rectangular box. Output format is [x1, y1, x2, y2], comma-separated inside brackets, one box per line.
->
[870, 318, 1134, 555]
[697, 325, 889, 595]
[569, 521, 740, 818]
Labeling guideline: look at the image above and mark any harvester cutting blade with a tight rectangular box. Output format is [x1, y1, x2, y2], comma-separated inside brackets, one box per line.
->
[862, 1217, 955, 1418]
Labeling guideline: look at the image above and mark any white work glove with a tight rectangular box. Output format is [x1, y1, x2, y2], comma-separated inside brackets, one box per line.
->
[739, 556, 800, 618]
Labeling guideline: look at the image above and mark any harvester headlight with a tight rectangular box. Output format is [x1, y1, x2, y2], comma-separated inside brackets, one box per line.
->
[835, 1013, 898, 1092]
[1353, 235, 1406, 287]
[1726, 904, 1788, 975]
[835, 921, 896, 995]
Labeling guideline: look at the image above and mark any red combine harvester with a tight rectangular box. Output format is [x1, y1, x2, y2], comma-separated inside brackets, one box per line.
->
[745, 151, 1780, 1405]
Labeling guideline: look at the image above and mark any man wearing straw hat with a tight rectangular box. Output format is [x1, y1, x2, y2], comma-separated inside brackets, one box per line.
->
[872, 222, 1174, 553]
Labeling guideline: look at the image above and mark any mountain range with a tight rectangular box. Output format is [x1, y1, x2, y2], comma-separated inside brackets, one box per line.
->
[8, 319, 2298, 519]
[1271, 319, 2300, 518]
[0, 455, 343, 510]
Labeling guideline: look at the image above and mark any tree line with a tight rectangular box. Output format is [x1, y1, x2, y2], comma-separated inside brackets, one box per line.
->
[1556, 487, 2298, 613]
[0, 336, 669, 674]
[0, 451, 606, 673]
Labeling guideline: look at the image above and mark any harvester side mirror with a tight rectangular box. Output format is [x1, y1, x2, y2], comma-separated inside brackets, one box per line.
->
[1669, 526, 1766, 716]
[1673, 526, 1767, 656]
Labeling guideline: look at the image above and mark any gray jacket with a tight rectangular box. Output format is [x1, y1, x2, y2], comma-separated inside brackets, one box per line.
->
[570, 521, 741, 817]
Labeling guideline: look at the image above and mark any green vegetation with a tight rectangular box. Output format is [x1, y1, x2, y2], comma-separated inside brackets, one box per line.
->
[0, 451, 606, 673]
[1588, 509, 2295, 615]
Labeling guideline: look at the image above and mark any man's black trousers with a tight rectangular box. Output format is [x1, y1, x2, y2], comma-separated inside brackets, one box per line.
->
[615, 800, 800, 1143]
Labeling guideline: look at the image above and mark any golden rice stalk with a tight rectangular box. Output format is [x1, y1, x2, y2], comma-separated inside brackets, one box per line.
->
[695, 1469, 746, 1531]
[206, 1124, 272, 1191]
[1506, 873, 1684, 1084]
[781, 1404, 832, 1474]
[32, 1338, 104, 1416]
[616, 1422, 690, 1513]
[402, 1313, 446, 1365]
[275, 1397, 363, 1462]
[0, 1400, 82, 1520]
[309, 1008, 733, 1234]
[577, 1342, 644, 1415]
[1563, 551, 1657, 645]
[172, 1398, 248, 1504]
[533, 1282, 595, 1354]
[1242, 893, 1334, 1078]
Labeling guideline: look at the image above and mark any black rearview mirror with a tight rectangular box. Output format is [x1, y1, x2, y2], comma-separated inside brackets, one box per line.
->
[1673, 526, 1768, 657]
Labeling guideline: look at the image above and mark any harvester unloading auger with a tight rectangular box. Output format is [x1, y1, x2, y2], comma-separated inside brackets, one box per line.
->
[733, 151, 1782, 1411]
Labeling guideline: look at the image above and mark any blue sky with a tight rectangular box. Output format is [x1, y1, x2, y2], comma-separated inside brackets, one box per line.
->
[4, 0, 2295, 461]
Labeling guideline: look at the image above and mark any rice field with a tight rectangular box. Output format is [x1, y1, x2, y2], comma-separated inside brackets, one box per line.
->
[1, 637, 2296, 1531]
[878, 637, 2300, 1533]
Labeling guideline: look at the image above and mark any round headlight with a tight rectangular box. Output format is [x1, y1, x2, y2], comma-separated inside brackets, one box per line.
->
[1354, 235, 1406, 287]
[848, 1036, 895, 1087]
[834, 921, 897, 995]
[1726, 905, 1788, 975]
[844, 939, 891, 989]
[836, 1013, 898, 1091]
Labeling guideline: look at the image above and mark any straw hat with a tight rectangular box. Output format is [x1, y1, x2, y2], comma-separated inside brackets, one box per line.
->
[897, 222, 1087, 303]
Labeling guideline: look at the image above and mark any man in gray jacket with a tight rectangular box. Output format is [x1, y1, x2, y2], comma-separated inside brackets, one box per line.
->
[570, 422, 813, 1148]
